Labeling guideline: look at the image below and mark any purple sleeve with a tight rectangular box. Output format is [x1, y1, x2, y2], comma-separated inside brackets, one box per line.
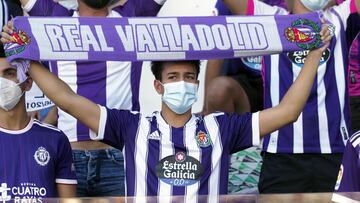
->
[113, 0, 162, 17]
[218, 112, 259, 153]
[28, 0, 72, 16]
[103, 108, 141, 149]
[336, 141, 360, 192]
[55, 133, 77, 184]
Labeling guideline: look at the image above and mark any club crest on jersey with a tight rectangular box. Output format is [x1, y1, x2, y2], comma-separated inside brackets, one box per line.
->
[195, 130, 212, 148]
[5, 28, 31, 57]
[156, 152, 203, 186]
[34, 147, 50, 166]
[285, 18, 321, 50]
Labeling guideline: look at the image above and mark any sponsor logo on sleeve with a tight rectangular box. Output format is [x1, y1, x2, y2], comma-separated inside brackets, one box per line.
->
[156, 152, 203, 186]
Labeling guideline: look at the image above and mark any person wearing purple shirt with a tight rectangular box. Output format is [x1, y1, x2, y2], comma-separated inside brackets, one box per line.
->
[206, 0, 286, 195]
[0, 45, 77, 201]
[18, 0, 164, 196]
[223, 0, 360, 193]
[347, 13, 360, 132]
[1, 21, 332, 197]
[335, 130, 360, 192]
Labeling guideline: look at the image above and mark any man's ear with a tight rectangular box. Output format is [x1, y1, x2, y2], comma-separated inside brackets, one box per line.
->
[154, 80, 164, 95]
[23, 77, 33, 92]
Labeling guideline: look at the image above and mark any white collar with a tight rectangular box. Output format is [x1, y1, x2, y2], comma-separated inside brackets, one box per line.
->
[0, 117, 33, 135]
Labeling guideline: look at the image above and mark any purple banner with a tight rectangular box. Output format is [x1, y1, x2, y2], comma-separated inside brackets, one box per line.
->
[5, 12, 325, 62]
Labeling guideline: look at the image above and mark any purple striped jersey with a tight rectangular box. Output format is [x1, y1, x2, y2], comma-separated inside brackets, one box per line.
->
[334, 131, 360, 192]
[349, 32, 360, 96]
[24, 0, 162, 142]
[249, 0, 356, 153]
[90, 106, 260, 198]
[0, 118, 77, 200]
[0, 0, 9, 30]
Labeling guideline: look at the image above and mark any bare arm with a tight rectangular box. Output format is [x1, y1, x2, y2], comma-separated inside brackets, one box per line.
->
[222, 0, 249, 15]
[28, 62, 101, 133]
[357, 0, 360, 15]
[57, 184, 76, 198]
[20, 0, 30, 7]
[259, 25, 332, 137]
[203, 59, 223, 113]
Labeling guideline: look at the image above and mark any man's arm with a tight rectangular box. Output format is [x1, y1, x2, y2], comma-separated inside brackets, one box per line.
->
[258, 25, 332, 137]
[57, 184, 76, 197]
[202, 59, 223, 114]
[28, 62, 101, 134]
[356, 0, 360, 14]
[19, 0, 29, 6]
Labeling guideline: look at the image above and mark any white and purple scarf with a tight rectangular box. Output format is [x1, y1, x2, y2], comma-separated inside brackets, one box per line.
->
[6, 12, 326, 62]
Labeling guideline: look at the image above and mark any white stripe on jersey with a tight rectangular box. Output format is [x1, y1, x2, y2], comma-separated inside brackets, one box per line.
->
[55, 178, 78, 184]
[134, 116, 151, 198]
[33, 120, 61, 132]
[267, 54, 280, 153]
[252, 112, 260, 145]
[317, 62, 331, 153]
[55, 61, 79, 142]
[331, 15, 348, 146]
[350, 131, 360, 143]
[158, 120, 173, 203]
[105, 61, 132, 109]
[291, 64, 304, 153]
[350, 131, 360, 147]
[184, 121, 200, 202]
[1, 0, 8, 28]
[89, 106, 107, 140]
[352, 137, 360, 148]
[204, 115, 223, 203]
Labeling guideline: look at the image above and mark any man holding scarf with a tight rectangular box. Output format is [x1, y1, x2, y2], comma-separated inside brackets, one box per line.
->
[17, 0, 164, 197]
[222, 0, 360, 193]
[2, 21, 332, 198]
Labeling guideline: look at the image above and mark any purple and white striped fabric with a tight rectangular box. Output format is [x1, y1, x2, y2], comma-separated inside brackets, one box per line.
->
[90, 106, 260, 198]
[15, 0, 161, 142]
[335, 130, 360, 192]
[250, 0, 356, 154]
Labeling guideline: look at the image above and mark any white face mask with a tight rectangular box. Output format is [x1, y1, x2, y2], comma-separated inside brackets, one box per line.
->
[300, 0, 331, 11]
[0, 77, 24, 111]
[161, 81, 198, 114]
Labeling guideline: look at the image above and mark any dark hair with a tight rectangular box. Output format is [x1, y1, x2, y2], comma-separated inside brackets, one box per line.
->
[150, 60, 201, 81]
[0, 44, 5, 58]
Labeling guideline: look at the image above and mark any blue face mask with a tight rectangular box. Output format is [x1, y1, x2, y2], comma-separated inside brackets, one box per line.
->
[161, 81, 198, 114]
[300, 0, 331, 11]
